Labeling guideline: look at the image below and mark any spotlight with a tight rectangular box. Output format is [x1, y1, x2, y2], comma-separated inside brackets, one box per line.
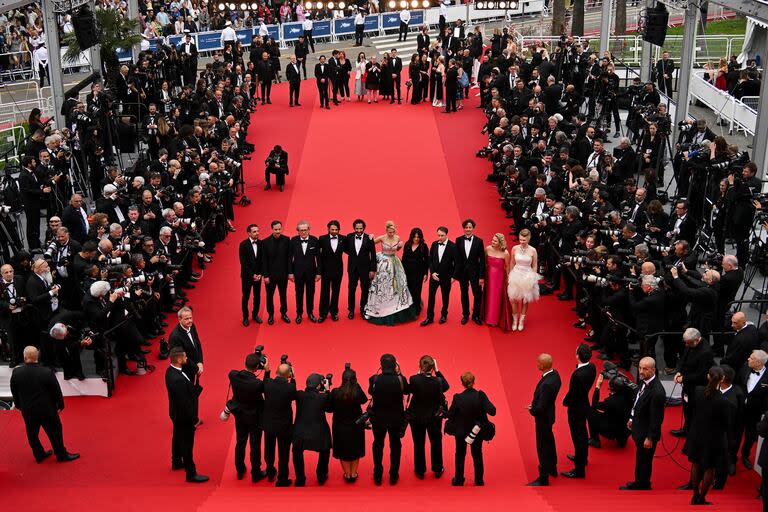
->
[422, 0, 430, 6]
[240, 2, 247, 9]
[305, 1, 312, 7]
[251, 2, 258, 8]
[498, 1, 506, 7]
[410, 0, 418, 6]
[476, 1, 484, 7]
[399, 0, 407, 7]
[316, 1, 323, 8]
[388, 0, 396, 7]
[339, 1, 346, 6]
[228, 3, 235, 10]
[217, 2, 225, 10]
[328, 1, 334, 7]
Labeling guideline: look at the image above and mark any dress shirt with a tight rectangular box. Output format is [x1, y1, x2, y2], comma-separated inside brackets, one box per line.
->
[355, 235, 363, 254]
[437, 242, 446, 262]
[182, 326, 196, 349]
[464, 237, 473, 258]
[251, 239, 258, 258]
[171, 363, 190, 381]
[747, 367, 765, 394]
[330, 236, 338, 252]
[301, 237, 309, 255]
[631, 374, 655, 418]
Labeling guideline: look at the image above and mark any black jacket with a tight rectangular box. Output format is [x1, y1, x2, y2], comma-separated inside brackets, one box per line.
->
[721, 324, 759, 371]
[10, 363, 64, 419]
[165, 365, 198, 425]
[447, 388, 496, 438]
[736, 365, 768, 422]
[239, 238, 263, 279]
[454, 235, 485, 281]
[61, 205, 89, 244]
[563, 363, 597, 414]
[26, 273, 57, 324]
[168, 324, 204, 381]
[676, 340, 714, 396]
[289, 235, 320, 277]
[19, 168, 42, 210]
[629, 289, 665, 336]
[318, 234, 344, 279]
[263, 373, 297, 434]
[262, 234, 291, 280]
[344, 232, 376, 276]
[368, 372, 409, 426]
[228, 369, 265, 426]
[631, 376, 665, 442]
[293, 389, 332, 451]
[530, 370, 562, 426]
[408, 371, 449, 423]
[428, 240, 457, 281]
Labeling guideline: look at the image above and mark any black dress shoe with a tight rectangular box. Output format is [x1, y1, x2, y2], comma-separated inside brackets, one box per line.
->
[420, 318, 433, 326]
[308, 314, 317, 323]
[475, 480, 484, 486]
[472, 316, 482, 325]
[434, 467, 445, 478]
[619, 481, 651, 490]
[727, 463, 736, 475]
[296, 316, 302, 324]
[415, 472, 425, 480]
[389, 474, 399, 485]
[527, 476, 549, 486]
[588, 438, 601, 448]
[331, 314, 339, 321]
[264, 184, 272, 191]
[252, 470, 267, 483]
[237, 469, 246, 480]
[267, 315, 274, 325]
[266, 470, 276, 482]
[461, 316, 469, 325]
[56, 452, 80, 462]
[191, 272, 201, 278]
[670, 428, 687, 437]
[348, 311, 354, 320]
[318, 316, 326, 323]
[439, 315, 447, 324]
[254, 316, 262, 324]
[293, 479, 306, 487]
[186, 474, 210, 483]
[373, 475, 382, 486]
[35, 450, 53, 463]
[743, 455, 754, 470]
[275, 479, 292, 487]
[557, 293, 573, 301]
[172, 462, 184, 470]
[561, 470, 585, 478]
[281, 314, 291, 324]
[318, 474, 328, 485]
[451, 477, 464, 486]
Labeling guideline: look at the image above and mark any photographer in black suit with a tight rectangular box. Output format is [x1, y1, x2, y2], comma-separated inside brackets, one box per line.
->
[262, 220, 291, 324]
[165, 346, 207, 483]
[264, 145, 288, 192]
[344, 219, 376, 319]
[318, 220, 344, 322]
[1, 263, 30, 368]
[292, 373, 333, 486]
[447, 371, 496, 486]
[421, 226, 457, 326]
[10, 346, 79, 463]
[528, 353, 562, 486]
[588, 372, 633, 448]
[368, 353, 409, 485]
[168, 307, 204, 385]
[226, 352, 267, 482]
[671, 328, 714, 437]
[620, 357, 665, 490]
[408, 355, 449, 479]
[263, 361, 296, 486]
[48, 312, 91, 381]
[239, 224, 263, 326]
[454, 219, 484, 325]
[289, 220, 320, 324]
[562, 344, 596, 478]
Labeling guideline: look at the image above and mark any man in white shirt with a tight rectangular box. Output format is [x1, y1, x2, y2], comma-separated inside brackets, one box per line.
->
[398, 8, 411, 42]
[738, 350, 768, 470]
[33, 42, 48, 88]
[302, 17, 315, 53]
[220, 20, 237, 52]
[354, 9, 365, 46]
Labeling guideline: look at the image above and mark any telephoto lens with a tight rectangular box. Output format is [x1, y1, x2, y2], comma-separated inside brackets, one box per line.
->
[465, 424, 482, 445]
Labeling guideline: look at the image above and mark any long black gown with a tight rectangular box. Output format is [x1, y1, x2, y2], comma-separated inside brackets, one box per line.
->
[329, 384, 368, 461]
[683, 386, 731, 469]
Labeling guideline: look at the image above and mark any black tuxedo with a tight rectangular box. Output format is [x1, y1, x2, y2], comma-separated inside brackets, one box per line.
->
[168, 324, 204, 382]
[736, 366, 768, 460]
[630, 376, 665, 487]
[228, 369, 265, 477]
[292, 389, 332, 483]
[447, 387, 496, 484]
[286, 61, 302, 105]
[454, 235, 485, 320]
[19, 168, 43, 249]
[263, 373, 296, 483]
[318, 234, 344, 317]
[314, 62, 331, 108]
[408, 371, 449, 476]
[262, 234, 291, 317]
[425, 240, 457, 320]
[289, 235, 320, 317]
[256, 59, 274, 103]
[563, 363, 597, 472]
[26, 273, 59, 363]
[165, 365, 199, 477]
[388, 56, 403, 102]
[61, 205, 88, 244]
[722, 324, 759, 371]
[530, 370, 562, 478]
[239, 238, 263, 321]
[716, 384, 745, 487]
[344, 232, 376, 315]
[10, 362, 68, 460]
[0, 275, 29, 366]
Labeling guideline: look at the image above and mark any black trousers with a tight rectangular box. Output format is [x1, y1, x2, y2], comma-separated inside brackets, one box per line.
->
[24, 413, 66, 461]
[56, 340, 83, 378]
[392, 74, 401, 101]
[398, 21, 408, 41]
[741, 416, 759, 458]
[410, 418, 443, 475]
[454, 436, 484, 483]
[331, 78, 340, 102]
[372, 421, 402, 478]
[25, 207, 41, 250]
[535, 420, 557, 476]
[588, 410, 629, 445]
[241, 277, 261, 320]
[6, 319, 26, 366]
[445, 86, 458, 112]
[426, 278, 452, 319]
[171, 422, 197, 477]
[265, 278, 288, 316]
[298, 59, 307, 79]
[289, 80, 300, 105]
[633, 437, 657, 486]
[303, 29, 315, 52]
[38, 64, 48, 88]
[458, 277, 482, 319]
[264, 430, 291, 482]
[567, 409, 589, 471]
[260, 81, 272, 102]
[355, 25, 364, 45]
[265, 169, 286, 187]
[339, 78, 350, 98]
[294, 273, 316, 316]
[317, 81, 329, 107]
[234, 416, 262, 476]
[407, 275, 425, 313]
[319, 275, 342, 317]
[293, 447, 330, 483]
[347, 271, 371, 314]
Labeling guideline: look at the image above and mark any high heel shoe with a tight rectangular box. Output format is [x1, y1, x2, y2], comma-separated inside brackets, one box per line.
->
[519, 315, 526, 331]
[511, 315, 519, 331]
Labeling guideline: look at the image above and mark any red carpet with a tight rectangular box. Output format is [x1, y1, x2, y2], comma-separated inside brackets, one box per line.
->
[0, 81, 760, 511]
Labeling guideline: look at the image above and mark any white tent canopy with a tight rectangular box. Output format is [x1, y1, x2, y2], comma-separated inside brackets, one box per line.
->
[740, 16, 768, 65]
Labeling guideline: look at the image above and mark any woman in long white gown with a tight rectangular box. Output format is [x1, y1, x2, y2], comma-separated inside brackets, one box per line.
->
[364, 221, 419, 325]
[507, 229, 541, 331]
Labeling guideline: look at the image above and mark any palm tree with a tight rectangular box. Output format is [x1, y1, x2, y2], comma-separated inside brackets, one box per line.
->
[62, 9, 141, 86]
[552, 0, 567, 37]
[572, 0, 585, 36]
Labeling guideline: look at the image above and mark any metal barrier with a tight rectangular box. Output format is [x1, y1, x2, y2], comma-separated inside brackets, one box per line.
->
[0, 50, 34, 82]
[688, 69, 756, 136]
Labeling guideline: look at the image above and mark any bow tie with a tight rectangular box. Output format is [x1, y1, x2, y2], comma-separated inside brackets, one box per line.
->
[251, 241, 257, 245]
[355, 235, 362, 240]
[438, 242, 445, 246]
[301, 240, 308, 244]
[330, 236, 337, 240]
[465, 237, 472, 241]
[752, 370, 762, 375]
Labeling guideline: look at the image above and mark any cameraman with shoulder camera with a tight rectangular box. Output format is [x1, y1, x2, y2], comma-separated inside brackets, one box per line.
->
[408, 355, 450, 480]
[292, 372, 334, 487]
[588, 369, 633, 448]
[368, 353, 410, 485]
[226, 352, 267, 482]
[263, 358, 296, 487]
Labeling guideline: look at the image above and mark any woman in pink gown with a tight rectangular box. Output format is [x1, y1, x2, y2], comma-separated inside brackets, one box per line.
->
[482, 233, 512, 330]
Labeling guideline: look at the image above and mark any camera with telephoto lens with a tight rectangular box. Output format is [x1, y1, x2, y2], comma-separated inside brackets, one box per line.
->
[182, 233, 205, 251]
[677, 121, 694, 133]
[648, 243, 671, 254]
[124, 275, 147, 286]
[43, 239, 58, 258]
[79, 329, 95, 344]
[599, 228, 621, 237]
[601, 362, 638, 391]
[253, 344, 267, 370]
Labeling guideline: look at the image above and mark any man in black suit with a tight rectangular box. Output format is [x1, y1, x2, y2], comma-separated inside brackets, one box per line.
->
[289, 220, 320, 324]
[562, 344, 597, 478]
[421, 226, 456, 326]
[179, 32, 198, 86]
[628, 275, 666, 354]
[620, 357, 665, 490]
[60, 194, 89, 244]
[671, 328, 714, 437]
[736, 349, 768, 470]
[527, 353, 562, 486]
[714, 365, 744, 489]
[655, 52, 675, 96]
[10, 346, 79, 463]
[344, 219, 376, 320]
[0, 264, 29, 368]
[26, 259, 61, 365]
[318, 220, 344, 322]
[292, 373, 333, 486]
[666, 199, 696, 245]
[263, 362, 296, 486]
[255, 51, 274, 105]
[168, 307, 204, 385]
[19, 155, 45, 250]
[264, 145, 288, 192]
[388, 48, 403, 104]
[369, 353, 410, 485]
[165, 346, 208, 483]
[408, 355, 449, 480]
[714, 255, 745, 356]
[328, 50, 341, 105]
[314, 55, 331, 110]
[721, 312, 759, 372]
[227, 352, 267, 482]
[454, 219, 484, 325]
[239, 224, 263, 326]
[756, 412, 768, 512]
[286, 56, 302, 107]
[262, 220, 291, 324]
[444, 58, 459, 113]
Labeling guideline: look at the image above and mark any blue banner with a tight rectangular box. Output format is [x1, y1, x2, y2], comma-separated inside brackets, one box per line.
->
[282, 21, 304, 41]
[334, 17, 355, 35]
[117, 47, 131, 61]
[266, 24, 280, 40]
[168, 35, 183, 48]
[382, 11, 423, 29]
[364, 14, 379, 32]
[148, 38, 160, 51]
[236, 28, 253, 45]
[410, 10, 424, 25]
[313, 20, 332, 38]
[197, 31, 223, 51]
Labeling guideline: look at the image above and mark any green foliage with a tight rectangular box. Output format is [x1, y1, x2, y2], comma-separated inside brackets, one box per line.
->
[62, 9, 141, 68]
[666, 17, 747, 36]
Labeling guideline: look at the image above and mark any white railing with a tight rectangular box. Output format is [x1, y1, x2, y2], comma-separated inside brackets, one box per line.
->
[689, 70, 756, 136]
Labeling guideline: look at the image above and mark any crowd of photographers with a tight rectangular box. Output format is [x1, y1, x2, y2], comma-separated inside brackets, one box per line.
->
[0, 41, 254, 378]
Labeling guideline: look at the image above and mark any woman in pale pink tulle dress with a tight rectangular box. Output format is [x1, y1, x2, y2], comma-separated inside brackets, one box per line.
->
[507, 229, 541, 331]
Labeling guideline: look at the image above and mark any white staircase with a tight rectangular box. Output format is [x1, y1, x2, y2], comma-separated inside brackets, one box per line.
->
[369, 30, 439, 57]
